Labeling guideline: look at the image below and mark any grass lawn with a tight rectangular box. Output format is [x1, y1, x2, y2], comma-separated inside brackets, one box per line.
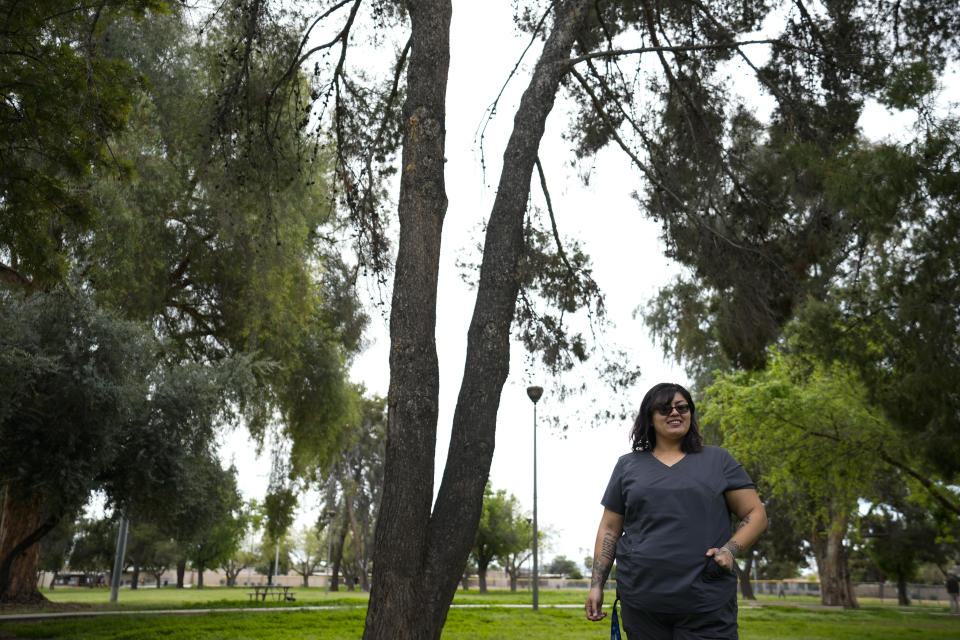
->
[0, 588, 957, 639]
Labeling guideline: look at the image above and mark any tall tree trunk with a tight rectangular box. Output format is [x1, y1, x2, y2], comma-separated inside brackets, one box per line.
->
[810, 516, 858, 608]
[363, 2, 591, 638]
[196, 561, 205, 589]
[176, 559, 186, 588]
[896, 576, 909, 606]
[130, 566, 140, 590]
[0, 487, 58, 604]
[330, 522, 347, 591]
[345, 495, 369, 592]
[739, 551, 756, 600]
[477, 563, 488, 594]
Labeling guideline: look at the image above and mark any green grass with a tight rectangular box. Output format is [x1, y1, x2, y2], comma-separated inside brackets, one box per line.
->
[33, 585, 371, 611]
[1, 588, 957, 639]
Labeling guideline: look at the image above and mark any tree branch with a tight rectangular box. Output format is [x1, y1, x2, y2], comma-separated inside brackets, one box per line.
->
[0, 263, 34, 290]
[475, 4, 554, 183]
[533, 157, 576, 278]
[568, 39, 785, 66]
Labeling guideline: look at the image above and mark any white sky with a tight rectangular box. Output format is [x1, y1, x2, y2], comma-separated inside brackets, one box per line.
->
[222, 1, 957, 571]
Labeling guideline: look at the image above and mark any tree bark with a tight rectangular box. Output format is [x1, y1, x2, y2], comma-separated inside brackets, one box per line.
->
[176, 559, 186, 588]
[130, 566, 140, 590]
[739, 551, 756, 600]
[345, 494, 369, 592]
[810, 516, 858, 608]
[331, 522, 347, 591]
[477, 562, 488, 594]
[196, 561, 205, 588]
[0, 487, 57, 604]
[896, 577, 909, 606]
[363, 2, 591, 638]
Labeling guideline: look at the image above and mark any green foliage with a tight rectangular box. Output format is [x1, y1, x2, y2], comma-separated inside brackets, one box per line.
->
[705, 350, 901, 603]
[318, 392, 386, 589]
[37, 518, 76, 580]
[0, 288, 243, 524]
[860, 479, 958, 601]
[68, 518, 117, 577]
[471, 484, 536, 592]
[184, 465, 248, 587]
[513, 210, 604, 373]
[74, 6, 367, 480]
[546, 555, 580, 578]
[125, 521, 178, 586]
[0, 0, 165, 283]
[706, 353, 894, 524]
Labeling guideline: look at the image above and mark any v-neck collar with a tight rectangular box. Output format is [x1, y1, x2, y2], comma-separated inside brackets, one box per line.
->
[651, 451, 687, 469]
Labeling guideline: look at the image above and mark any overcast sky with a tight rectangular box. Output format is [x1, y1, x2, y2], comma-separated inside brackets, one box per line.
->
[223, 1, 952, 571]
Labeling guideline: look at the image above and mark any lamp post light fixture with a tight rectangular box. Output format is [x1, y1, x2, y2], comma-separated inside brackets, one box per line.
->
[526, 385, 543, 612]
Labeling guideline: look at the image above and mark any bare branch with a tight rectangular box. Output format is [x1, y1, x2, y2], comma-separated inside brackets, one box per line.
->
[475, 4, 554, 182]
[533, 157, 576, 279]
[568, 39, 785, 66]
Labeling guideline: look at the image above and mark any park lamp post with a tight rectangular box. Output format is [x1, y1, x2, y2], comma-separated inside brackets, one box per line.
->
[109, 514, 129, 603]
[526, 385, 543, 612]
[326, 508, 337, 593]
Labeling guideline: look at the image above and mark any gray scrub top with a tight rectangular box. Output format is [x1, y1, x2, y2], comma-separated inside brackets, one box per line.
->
[601, 446, 755, 613]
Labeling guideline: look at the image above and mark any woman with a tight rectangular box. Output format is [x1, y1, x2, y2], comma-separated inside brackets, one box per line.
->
[585, 382, 766, 639]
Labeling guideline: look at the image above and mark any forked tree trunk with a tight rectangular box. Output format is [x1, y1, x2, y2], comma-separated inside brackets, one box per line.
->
[0, 487, 58, 604]
[363, 2, 592, 638]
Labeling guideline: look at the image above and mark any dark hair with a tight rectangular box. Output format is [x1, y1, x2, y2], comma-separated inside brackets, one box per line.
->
[630, 382, 703, 453]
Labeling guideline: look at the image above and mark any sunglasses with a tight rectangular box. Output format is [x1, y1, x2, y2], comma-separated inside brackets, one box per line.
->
[653, 403, 691, 417]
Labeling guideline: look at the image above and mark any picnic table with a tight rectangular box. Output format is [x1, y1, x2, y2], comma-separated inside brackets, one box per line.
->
[248, 585, 296, 602]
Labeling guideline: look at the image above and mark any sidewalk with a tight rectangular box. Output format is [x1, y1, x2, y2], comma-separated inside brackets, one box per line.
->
[0, 600, 859, 622]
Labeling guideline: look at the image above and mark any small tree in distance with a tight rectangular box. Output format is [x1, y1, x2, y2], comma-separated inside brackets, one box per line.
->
[471, 484, 538, 593]
[290, 524, 326, 588]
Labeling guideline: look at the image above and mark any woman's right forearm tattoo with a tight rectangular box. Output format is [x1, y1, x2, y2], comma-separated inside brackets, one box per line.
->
[591, 531, 617, 589]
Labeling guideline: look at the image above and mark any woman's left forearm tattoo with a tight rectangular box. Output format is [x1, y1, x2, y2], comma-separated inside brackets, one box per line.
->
[591, 531, 617, 589]
[723, 516, 750, 557]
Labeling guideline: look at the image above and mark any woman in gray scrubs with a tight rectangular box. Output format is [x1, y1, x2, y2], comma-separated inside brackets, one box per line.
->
[585, 382, 767, 639]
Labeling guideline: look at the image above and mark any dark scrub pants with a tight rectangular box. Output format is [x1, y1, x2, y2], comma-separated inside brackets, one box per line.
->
[619, 595, 738, 639]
